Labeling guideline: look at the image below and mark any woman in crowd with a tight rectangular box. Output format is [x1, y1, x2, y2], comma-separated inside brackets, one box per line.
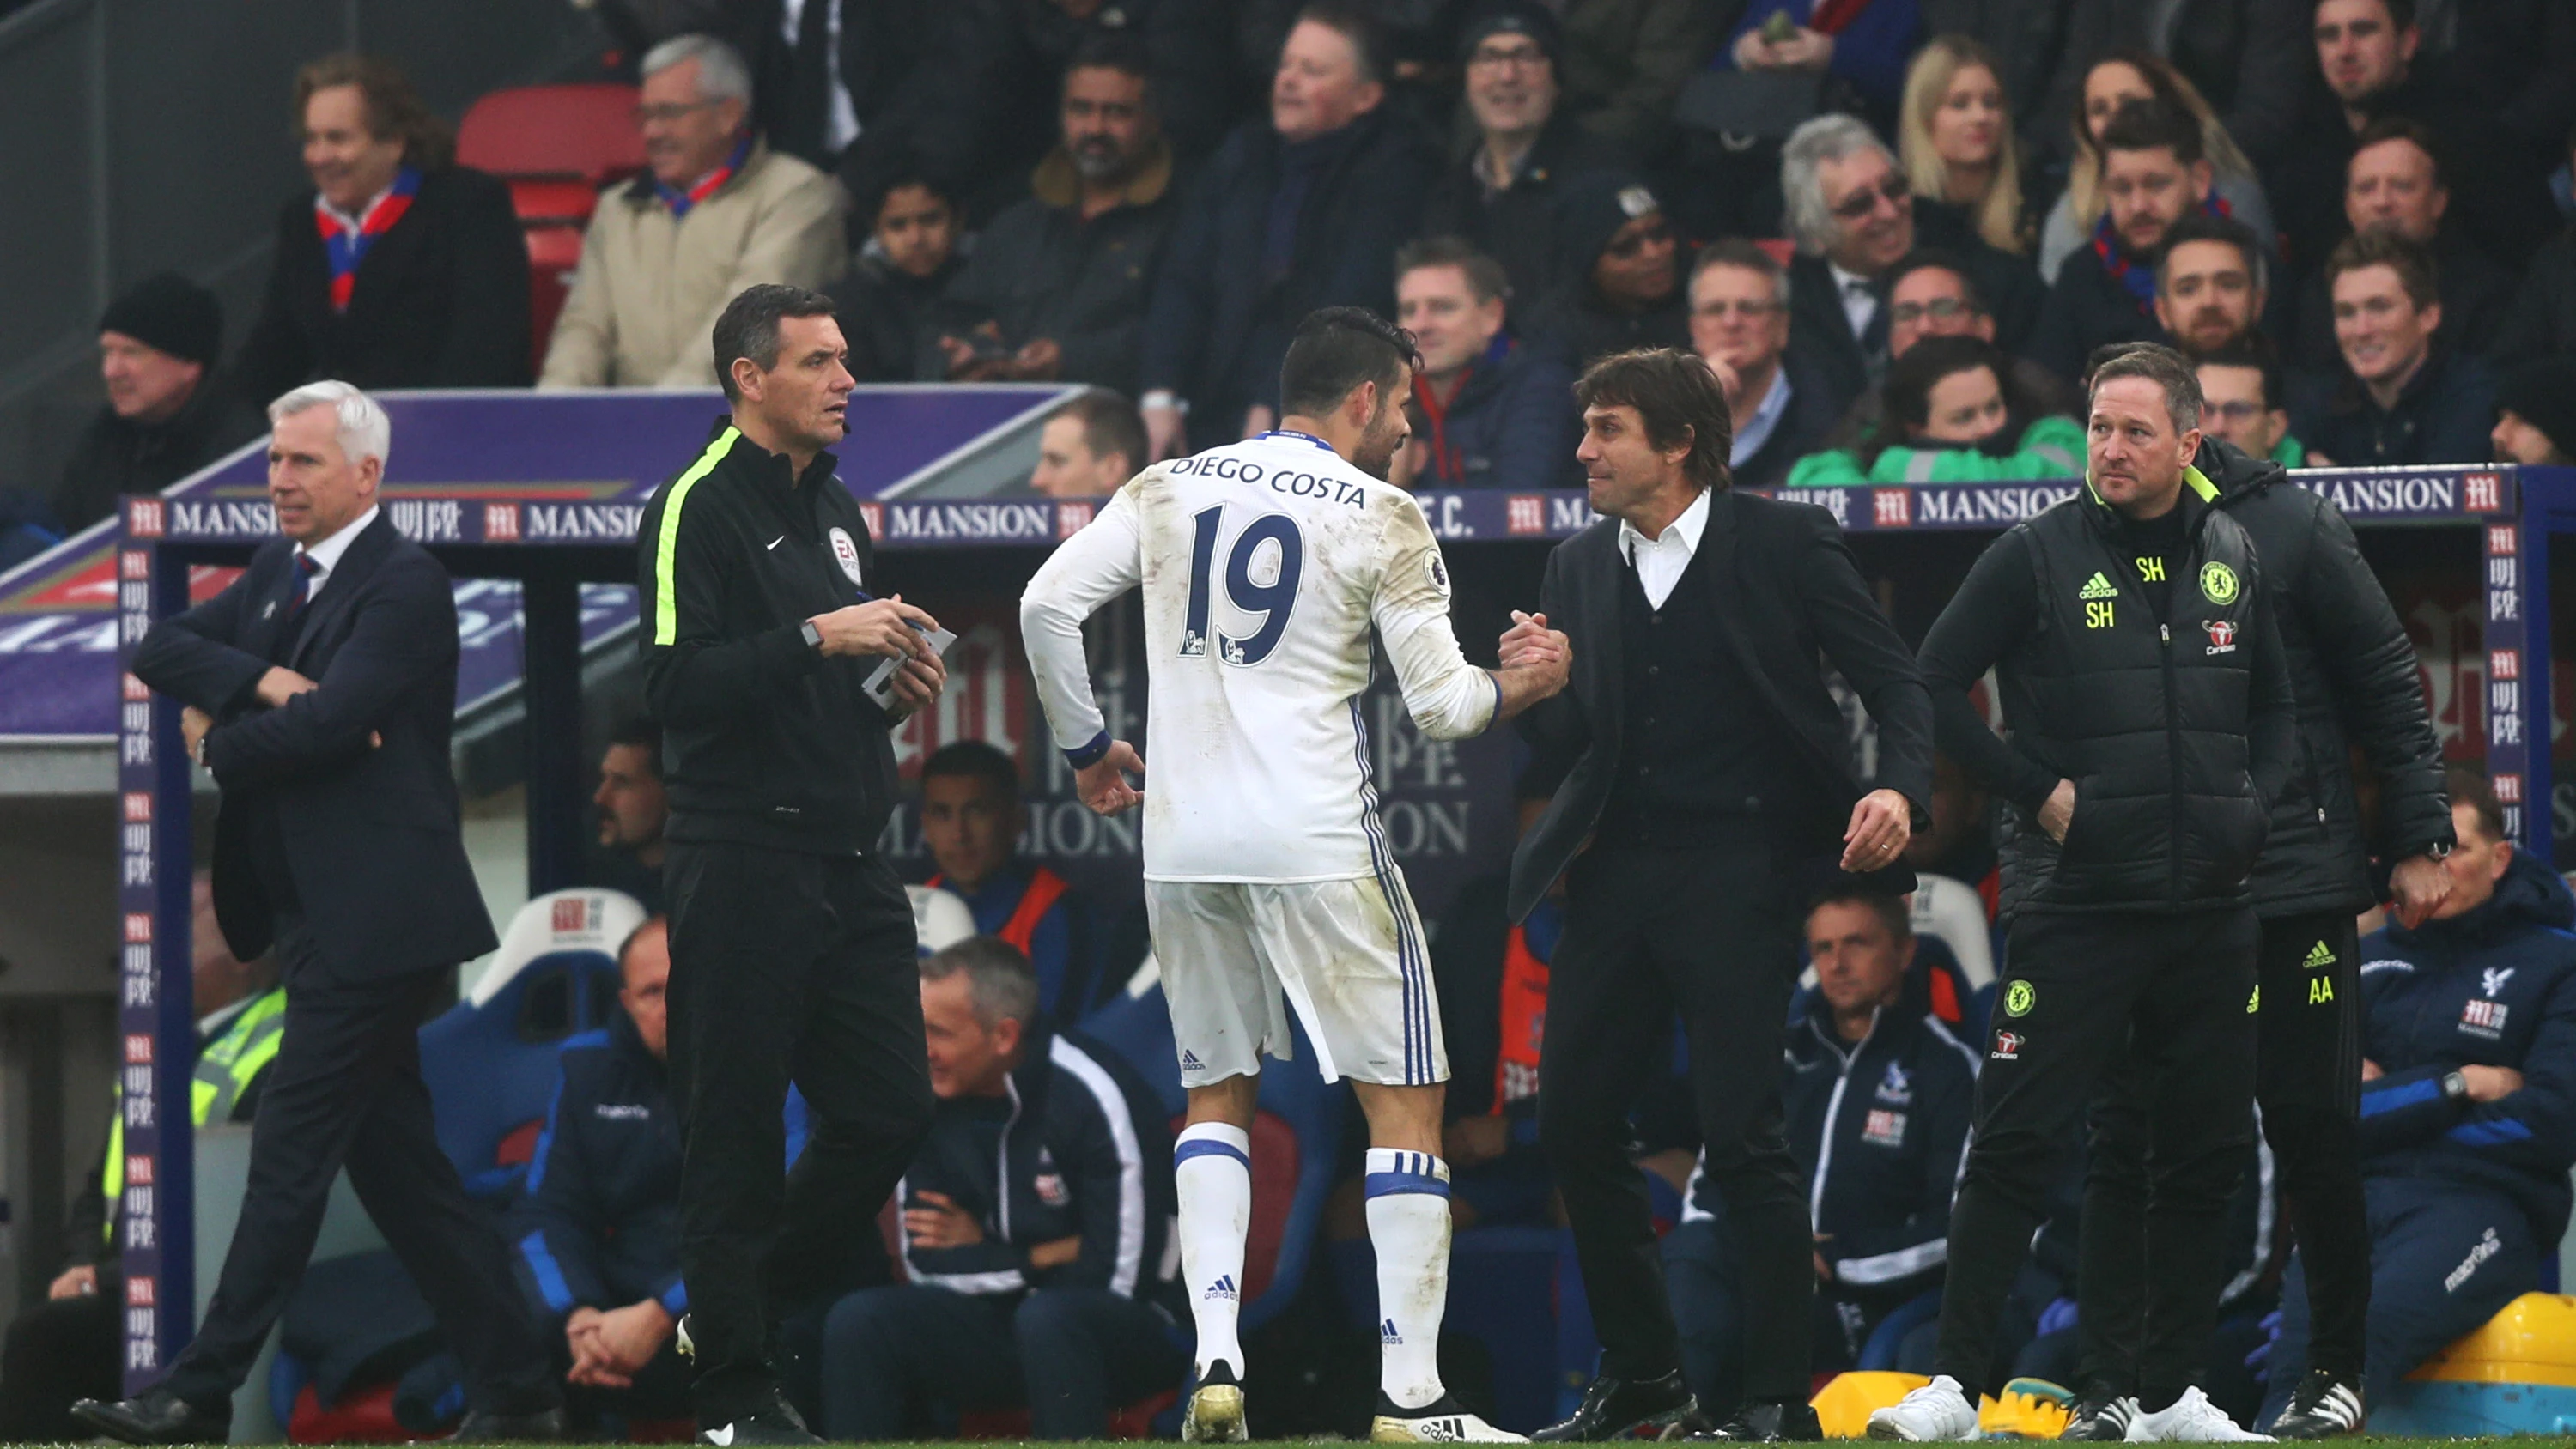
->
[1899, 36, 2029, 257]
[2035, 52, 2271, 284]
[1787, 334, 2081, 485]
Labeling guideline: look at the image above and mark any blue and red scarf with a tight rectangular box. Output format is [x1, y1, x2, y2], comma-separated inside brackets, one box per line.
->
[313, 166, 422, 312]
[655, 133, 753, 218]
[2093, 191, 2233, 315]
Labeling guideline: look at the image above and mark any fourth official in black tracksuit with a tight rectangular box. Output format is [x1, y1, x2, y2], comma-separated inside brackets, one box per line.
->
[1915, 462, 2296, 1410]
[637, 420, 936, 1426]
[2072, 438, 2453, 1428]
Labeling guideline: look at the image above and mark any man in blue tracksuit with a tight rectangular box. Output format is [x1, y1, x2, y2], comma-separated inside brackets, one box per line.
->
[513, 919, 821, 1426]
[2259, 770, 2576, 1428]
[1665, 890, 1979, 1410]
[819, 937, 1183, 1440]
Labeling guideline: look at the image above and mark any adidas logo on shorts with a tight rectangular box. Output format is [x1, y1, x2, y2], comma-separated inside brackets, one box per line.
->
[1182, 1050, 1205, 1071]
[1205, 1274, 1237, 1301]
[1382, 1318, 1402, 1344]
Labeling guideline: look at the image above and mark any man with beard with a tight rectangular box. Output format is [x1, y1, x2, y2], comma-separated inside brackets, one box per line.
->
[2027, 100, 2216, 384]
[1022, 306, 1566, 1442]
[939, 36, 1180, 397]
[2154, 215, 2269, 361]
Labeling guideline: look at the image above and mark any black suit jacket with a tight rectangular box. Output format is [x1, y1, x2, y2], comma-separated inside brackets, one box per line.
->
[131, 512, 498, 979]
[234, 167, 532, 405]
[1507, 488, 1937, 923]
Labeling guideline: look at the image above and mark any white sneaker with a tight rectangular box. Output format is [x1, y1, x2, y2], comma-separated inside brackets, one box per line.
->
[1868, 1375, 1980, 1441]
[2126, 1388, 2275, 1442]
[1182, 1366, 1248, 1443]
[1370, 1393, 1528, 1442]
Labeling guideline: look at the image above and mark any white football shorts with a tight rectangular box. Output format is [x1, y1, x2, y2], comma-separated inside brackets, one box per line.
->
[1145, 870, 1448, 1088]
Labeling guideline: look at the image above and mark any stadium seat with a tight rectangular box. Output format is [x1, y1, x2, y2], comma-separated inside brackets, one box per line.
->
[418, 888, 644, 1200]
[456, 84, 644, 189]
[519, 222, 586, 377]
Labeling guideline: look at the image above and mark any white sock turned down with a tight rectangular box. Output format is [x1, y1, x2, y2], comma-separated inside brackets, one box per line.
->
[1365, 1148, 1454, 1411]
[1175, 1123, 1252, 1381]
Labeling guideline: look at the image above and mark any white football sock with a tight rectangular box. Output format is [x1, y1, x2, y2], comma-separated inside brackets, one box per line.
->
[1364, 1148, 1453, 1411]
[1175, 1122, 1253, 1380]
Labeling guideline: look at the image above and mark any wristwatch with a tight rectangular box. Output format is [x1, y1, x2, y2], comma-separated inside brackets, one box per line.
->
[801, 619, 825, 651]
[2441, 1069, 2470, 1101]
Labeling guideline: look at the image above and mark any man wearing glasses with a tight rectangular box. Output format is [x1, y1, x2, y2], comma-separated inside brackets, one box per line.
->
[1419, 3, 1625, 310]
[1523, 173, 1689, 369]
[540, 35, 847, 389]
[1684, 239, 1837, 490]
[1781, 116, 2042, 425]
[1820, 251, 2081, 450]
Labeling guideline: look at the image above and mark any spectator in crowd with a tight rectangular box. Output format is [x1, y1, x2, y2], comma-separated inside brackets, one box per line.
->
[234, 54, 531, 403]
[2153, 213, 2269, 361]
[916, 742, 1103, 1018]
[2026, 99, 2218, 383]
[829, 175, 980, 382]
[2033, 1, 2310, 172]
[1417, 3, 1626, 312]
[818, 937, 1182, 1440]
[1431, 776, 1571, 1233]
[2035, 52, 2273, 286]
[1027, 391, 1147, 499]
[2490, 358, 2576, 467]
[1139, 6, 1437, 458]
[933, 0, 1237, 209]
[768, 1, 993, 222]
[1666, 891, 1978, 1412]
[1780, 115, 2041, 427]
[1394, 236, 1577, 491]
[1789, 335, 2083, 485]
[2196, 346, 2307, 466]
[1686, 240, 1836, 492]
[2285, 118, 2513, 371]
[2271, 0, 2558, 279]
[52, 274, 260, 535]
[1522, 174, 1686, 370]
[1556, 0, 1730, 159]
[2488, 126, 2576, 373]
[0, 881, 282, 1441]
[1898, 35, 2029, 257]
[539, 37, 846, 390]
[1906, 750, 2000, 919]
[940, 36, 1179, 397]
[592, 714, 669, 914]
[2257, 771, 2576, 1430]
[511, 918, 691, 1428]
[1825, 250, 2081, 448]
[1715, 1, 1926, 135]
[2290, 231, 2496, 466]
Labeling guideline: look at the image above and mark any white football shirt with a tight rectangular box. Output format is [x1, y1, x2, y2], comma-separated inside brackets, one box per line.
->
[1020, 430, 1498, 882]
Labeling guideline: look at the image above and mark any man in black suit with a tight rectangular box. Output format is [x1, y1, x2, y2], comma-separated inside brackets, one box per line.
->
[77, 382, 560, 1445]
[1510, 349, 1935, 1444]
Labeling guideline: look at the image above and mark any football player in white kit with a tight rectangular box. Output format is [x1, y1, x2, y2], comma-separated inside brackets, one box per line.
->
[1022, 308, 1571, 1442]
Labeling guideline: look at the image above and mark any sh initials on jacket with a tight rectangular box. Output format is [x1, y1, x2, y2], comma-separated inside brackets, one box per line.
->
[2079, 570, 2117, 629]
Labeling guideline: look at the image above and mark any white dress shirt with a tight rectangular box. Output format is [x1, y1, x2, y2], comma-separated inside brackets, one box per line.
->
[295, 505, 380, 602]
[1616, 487, 1710, 610]
[1828, 261, 1878, 342]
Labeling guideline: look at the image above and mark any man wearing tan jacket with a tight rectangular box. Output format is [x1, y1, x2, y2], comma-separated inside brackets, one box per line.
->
[540, 35, 845, 390]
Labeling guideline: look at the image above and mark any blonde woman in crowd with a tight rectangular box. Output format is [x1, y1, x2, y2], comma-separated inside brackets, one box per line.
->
[2037, 51, 2273, 283]
[1898, 36, 2030, 257]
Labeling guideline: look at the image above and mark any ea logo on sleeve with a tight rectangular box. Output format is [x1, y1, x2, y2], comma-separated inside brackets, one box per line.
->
[828, 526, 865, 585]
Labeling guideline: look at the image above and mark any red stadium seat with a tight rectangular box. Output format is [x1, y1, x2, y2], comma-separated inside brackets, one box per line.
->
[1753, 238, 1795, 266]
[457, 83, 645, 189]
[505, 178, 605, 227]
[521, 223, 587, 375]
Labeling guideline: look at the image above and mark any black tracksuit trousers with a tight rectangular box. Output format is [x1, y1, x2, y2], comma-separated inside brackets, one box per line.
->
[1935, 907, 2259, 1406]
[2078, 910, 2369, 1392]
[664, 841, 933, 1423]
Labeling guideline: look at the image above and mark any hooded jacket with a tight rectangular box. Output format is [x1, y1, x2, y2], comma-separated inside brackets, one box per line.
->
[2203, 437, 2453, 913]
[1686, 969, 1980, 1300]
[897, 1020, 1180, 1310]
[2355, 849, 2576, 1242]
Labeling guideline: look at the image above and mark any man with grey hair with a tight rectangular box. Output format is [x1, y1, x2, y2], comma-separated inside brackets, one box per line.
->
[540, 33, 846, 389]
[815, 935, 1184, 1440]
[1781, 114, 2040, 423]
[87, 380, 562, 1443]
